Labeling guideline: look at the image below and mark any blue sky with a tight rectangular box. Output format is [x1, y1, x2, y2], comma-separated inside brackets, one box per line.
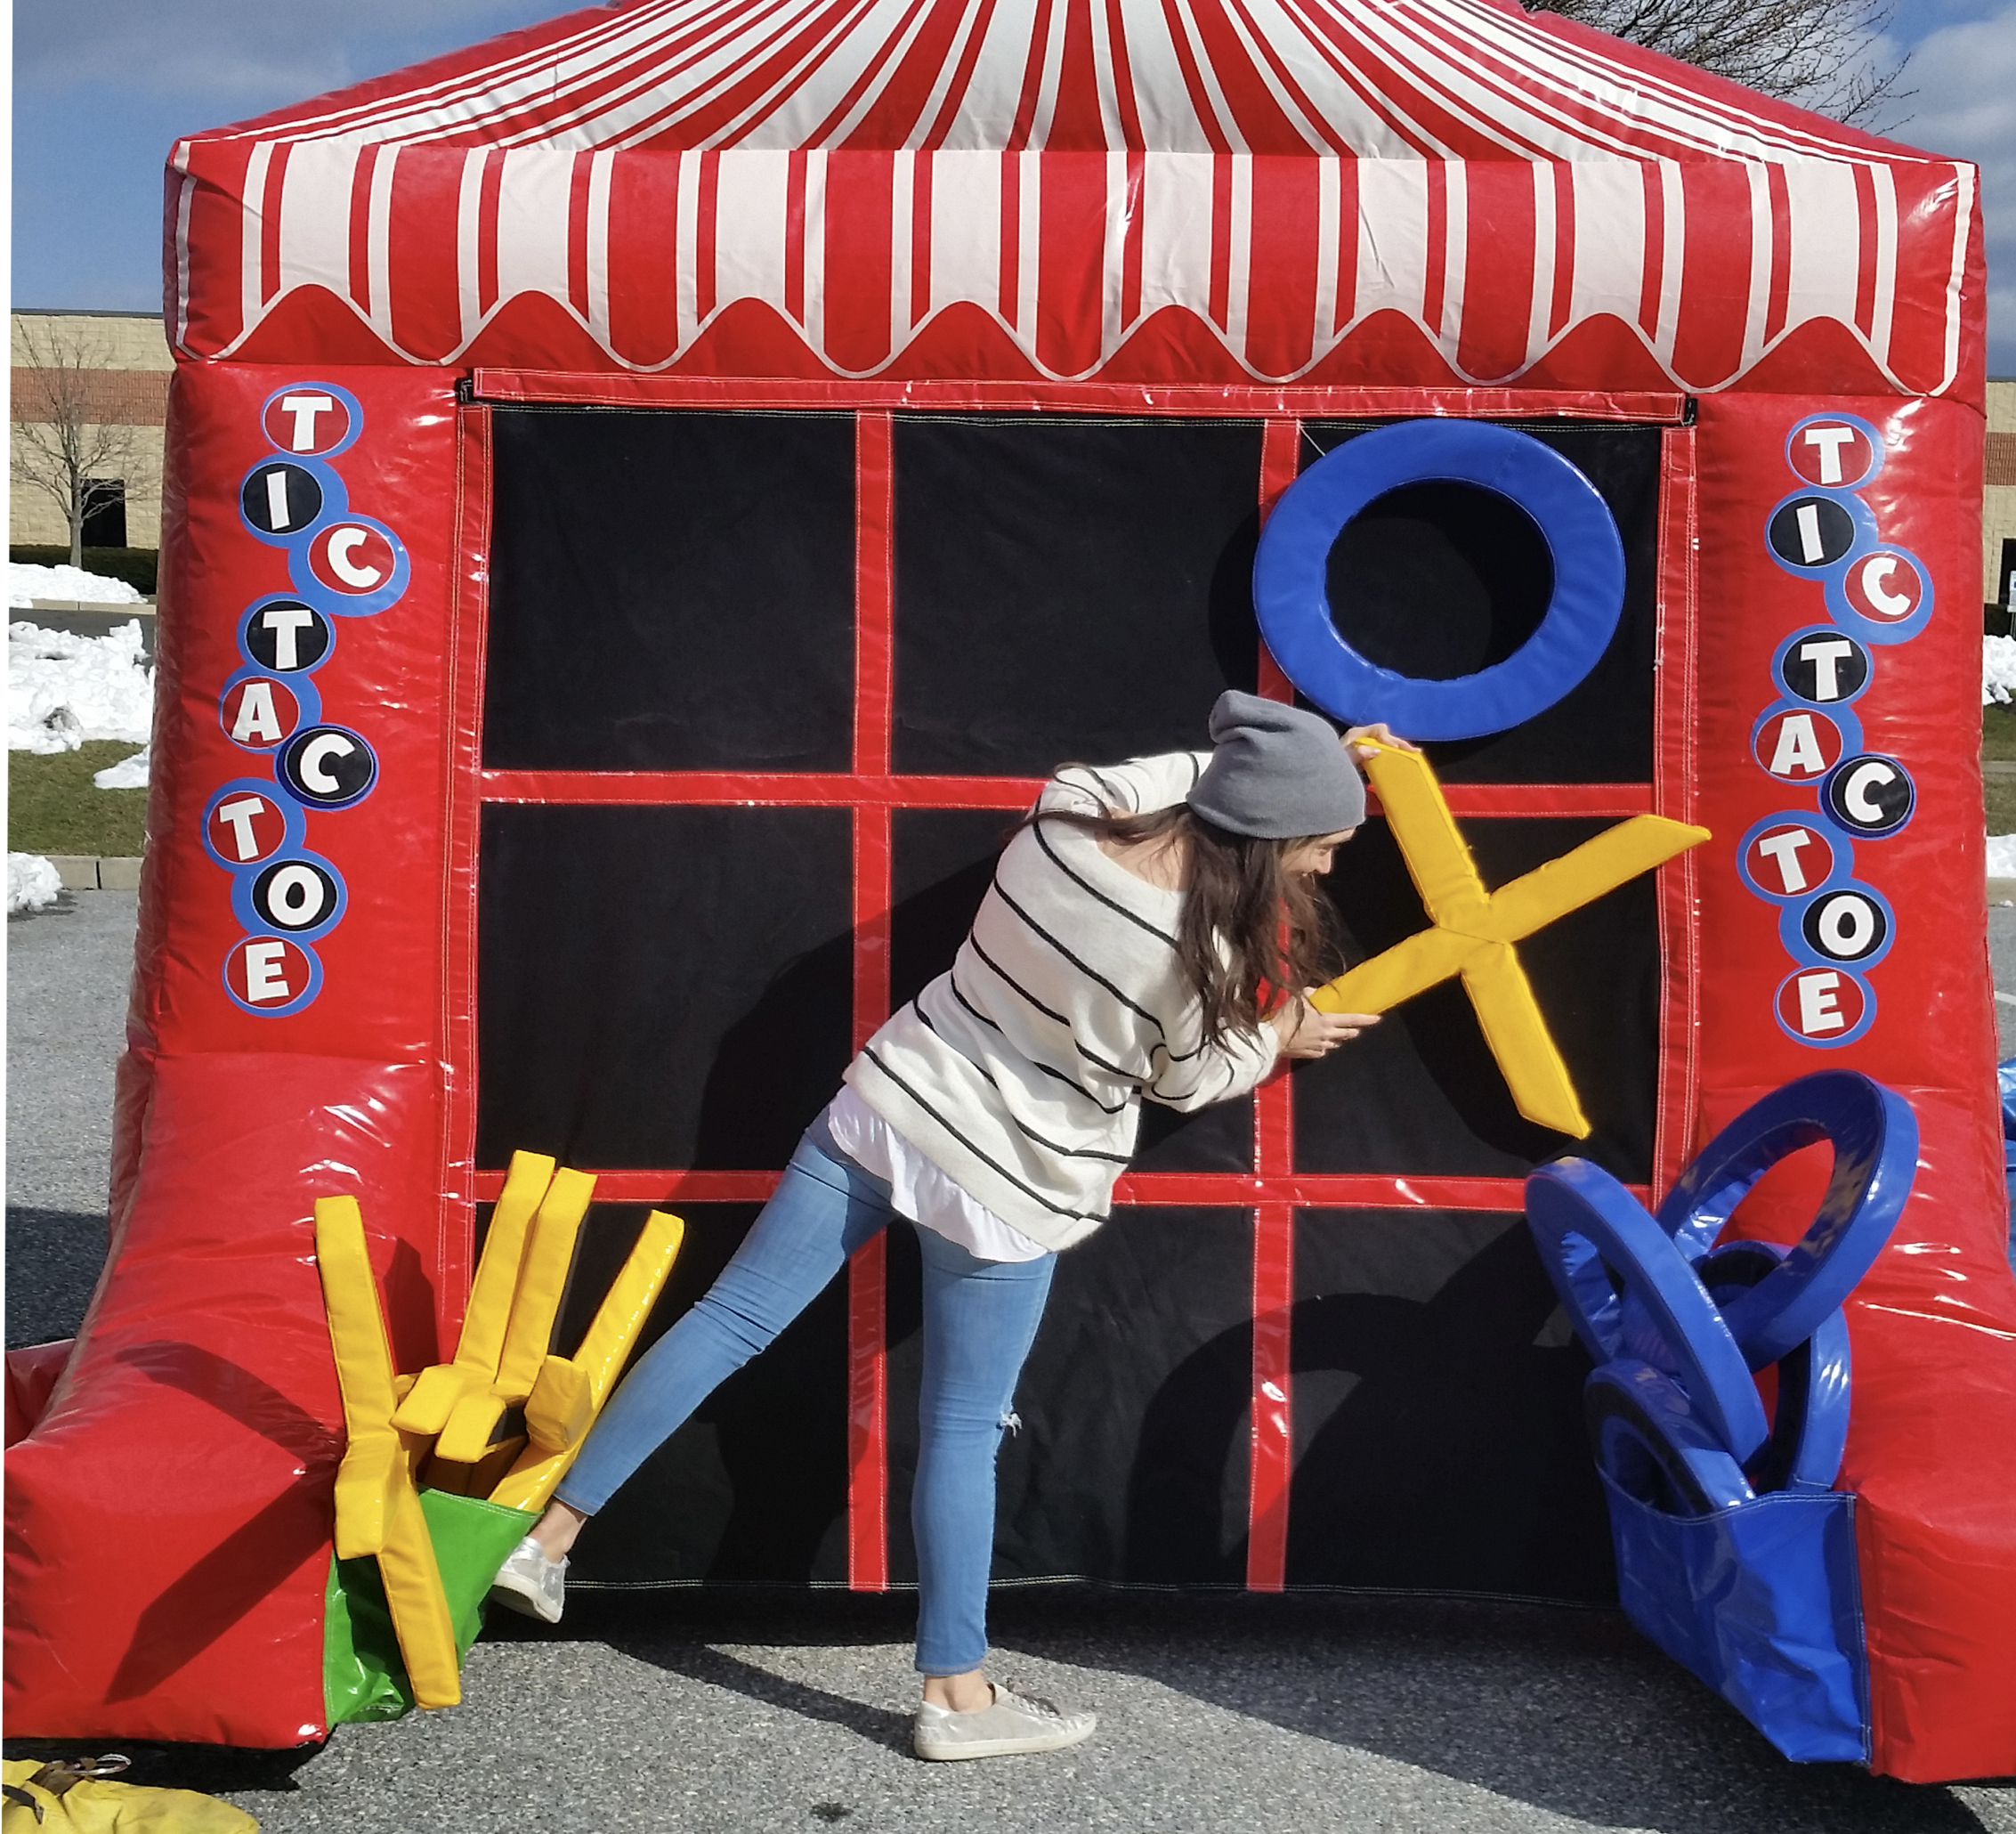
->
[10, 0, 2013, 373]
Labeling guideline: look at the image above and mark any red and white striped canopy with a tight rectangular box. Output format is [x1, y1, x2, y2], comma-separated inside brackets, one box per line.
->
[169, 0, 1985, 400]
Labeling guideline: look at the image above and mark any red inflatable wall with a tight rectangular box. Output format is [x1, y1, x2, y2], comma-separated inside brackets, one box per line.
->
[1686, 392, 2016, 1780]
[5, 366, 466, 1743]
[7, 366, 2012, 1781]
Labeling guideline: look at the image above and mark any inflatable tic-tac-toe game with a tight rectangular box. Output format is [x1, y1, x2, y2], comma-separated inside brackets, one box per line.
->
[7, 0, 2012, 1782]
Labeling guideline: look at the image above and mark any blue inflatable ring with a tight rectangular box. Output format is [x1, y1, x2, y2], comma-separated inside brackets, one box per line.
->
[1251, 419, 1627, 741]
[1526, 1157, 1770, 1464]
[1585, 1359, 1756, 1515]
[1652, 1070, 1917, 1368]
[1696, 1241, 1851, 1493]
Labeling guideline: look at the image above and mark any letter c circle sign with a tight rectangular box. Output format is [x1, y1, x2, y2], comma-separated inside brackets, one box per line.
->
[1251, 420, 1626, 742]
[279, 725, 379, 809]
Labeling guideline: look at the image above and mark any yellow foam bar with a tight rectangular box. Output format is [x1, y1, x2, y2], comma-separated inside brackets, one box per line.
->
[458, 1150, 557, 1374]
[1363, 746, 1491, 927]
[494, 1168, 596, 1398]
[425, 1437, 527, 1499]
[377, 1480, 461, 1709]
[572, 1211, 685, 1405]
[490, 1210, 684, 1514]
[390, 1361, 480, 1437]
[391, 1150, 558, 1435]
[434, 1388, 513, 1467]
[1461, 941, 1591, 1137]
[1479, 816, 1711, 943]
[312, 1195, 463, 1708]
[314, 1197, 402, 1560]
[1309, 928, 1478, 1016]
[523, 1356, 595, 1452]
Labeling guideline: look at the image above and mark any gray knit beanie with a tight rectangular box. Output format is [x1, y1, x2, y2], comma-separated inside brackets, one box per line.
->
[1186, 690, 1366, 840]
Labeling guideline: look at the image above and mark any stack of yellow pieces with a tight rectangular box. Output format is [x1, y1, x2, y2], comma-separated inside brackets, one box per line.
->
[313, 1152, 684, 1708]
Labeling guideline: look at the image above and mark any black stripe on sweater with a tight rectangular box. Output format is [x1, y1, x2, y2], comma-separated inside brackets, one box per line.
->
[965, 935, 1151, 1083]
[1031, 821, 1180, 948]
[860, 1047, 1105, 1224]
[989, 877, 1169, 1038]
[910, 999, 1136, 1164]
[943, 972, 1132, 1116]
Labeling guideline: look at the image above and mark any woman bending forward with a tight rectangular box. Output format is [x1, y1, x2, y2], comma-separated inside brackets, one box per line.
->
[490, 691, 1403, 1760]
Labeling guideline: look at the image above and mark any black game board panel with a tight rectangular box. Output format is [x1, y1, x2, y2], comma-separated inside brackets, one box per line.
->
[475, 803, 854, 1173]
[555, 1202, 853, 1586]
[1297, 420, 1662, 786]
[1285, 1205, 1613, 1601]
[986, 1205, 1257, 1586]
[891, 414, 1267, 777]
[484, 406, 858, 773]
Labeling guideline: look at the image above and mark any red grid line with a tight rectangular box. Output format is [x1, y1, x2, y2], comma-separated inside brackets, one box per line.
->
[472, 370, 1689, 426]
[1249, 415, 1302, 1592]
[437, 403, 495, 1354]
[469, 1167, 1631, 1209]
[1652, 426, 1703, 1201]
[849, 410, 896, 1591]
[476, 771, 1654, 819]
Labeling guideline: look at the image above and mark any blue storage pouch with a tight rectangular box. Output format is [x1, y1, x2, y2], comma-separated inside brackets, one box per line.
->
[1599, 1470, 1869, 1762]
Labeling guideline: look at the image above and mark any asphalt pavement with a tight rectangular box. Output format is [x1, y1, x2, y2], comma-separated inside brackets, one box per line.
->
[6, 886, 134, 1348]
[8, 889, 2016, 1833]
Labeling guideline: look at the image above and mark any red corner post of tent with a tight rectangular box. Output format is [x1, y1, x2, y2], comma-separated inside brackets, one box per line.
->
[1688, 390, 2016, 1781]
[4, 364, 467, 1744]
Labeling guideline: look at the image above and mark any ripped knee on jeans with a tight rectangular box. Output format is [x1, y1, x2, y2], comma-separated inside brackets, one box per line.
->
[999, 1410, 1022, 1436]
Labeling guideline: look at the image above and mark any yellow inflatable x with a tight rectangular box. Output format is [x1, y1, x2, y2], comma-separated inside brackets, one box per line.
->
[1308, 745, 1708, 1138]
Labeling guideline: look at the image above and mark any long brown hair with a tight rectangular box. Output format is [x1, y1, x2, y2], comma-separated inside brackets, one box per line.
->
[1024, 802, 1341, 1047]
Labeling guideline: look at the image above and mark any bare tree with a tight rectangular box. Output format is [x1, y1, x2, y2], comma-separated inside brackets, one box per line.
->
[1526, 0, 1906, 126]
[10, 316, 162, 570]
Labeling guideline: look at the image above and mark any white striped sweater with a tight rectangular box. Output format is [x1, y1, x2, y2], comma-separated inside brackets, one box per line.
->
[845, 751, 1281, 1250]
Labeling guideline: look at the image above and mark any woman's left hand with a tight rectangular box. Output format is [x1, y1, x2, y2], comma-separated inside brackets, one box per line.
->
[1341, 723, 1419, 764]
[1270, 994, 1380, 1059]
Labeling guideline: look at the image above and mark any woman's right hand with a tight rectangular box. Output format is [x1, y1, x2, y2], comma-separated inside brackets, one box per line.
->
[1269, 994, 1380, 1059]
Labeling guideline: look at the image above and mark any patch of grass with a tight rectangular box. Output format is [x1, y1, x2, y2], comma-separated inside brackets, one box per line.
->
[1986, 703, 2016, 760]
[9, 546, 158, 596]
[1987, 775, 2016, 839]
[8, 743, 148, 856]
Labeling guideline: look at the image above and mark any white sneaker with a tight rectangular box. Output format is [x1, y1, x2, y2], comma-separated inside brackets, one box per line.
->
[912, 1682, 1097, 1761]
[488, 1536, 567, 1624]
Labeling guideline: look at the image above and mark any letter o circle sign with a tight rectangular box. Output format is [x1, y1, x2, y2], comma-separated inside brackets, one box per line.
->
[1251, 420, 1627, 741]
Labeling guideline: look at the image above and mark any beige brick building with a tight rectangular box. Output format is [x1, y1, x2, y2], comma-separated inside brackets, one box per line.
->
[10, 308, 172, 551]
[1988, 377, 2016, 615]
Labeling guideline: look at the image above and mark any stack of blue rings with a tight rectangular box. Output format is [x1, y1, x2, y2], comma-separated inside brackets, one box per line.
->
[1526, 1070, 1916, 1516]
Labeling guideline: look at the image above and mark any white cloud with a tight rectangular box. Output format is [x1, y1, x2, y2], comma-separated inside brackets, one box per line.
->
[1887, 0, 2016, 372]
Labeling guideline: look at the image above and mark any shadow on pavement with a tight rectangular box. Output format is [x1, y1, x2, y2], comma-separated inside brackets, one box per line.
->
[538, 1586, 2004, 1833]
[4, 1207, 108, 1349]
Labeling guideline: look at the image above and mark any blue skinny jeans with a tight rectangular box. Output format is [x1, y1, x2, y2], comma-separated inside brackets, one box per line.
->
[557, 1121, 1057, 1676]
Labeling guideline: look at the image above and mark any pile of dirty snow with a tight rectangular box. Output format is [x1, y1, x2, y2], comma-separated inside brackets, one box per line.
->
[93, 747, 150, 789]
[1989, 836, 2016, 879]
[8, 854, 61, 914]
[9, 563, 146, 608]
[8, 621, 155, 753]
[1988, 636, 2016, 706]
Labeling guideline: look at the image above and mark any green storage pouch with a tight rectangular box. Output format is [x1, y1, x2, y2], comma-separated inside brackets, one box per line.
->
[323, 1489, 536, 1724]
